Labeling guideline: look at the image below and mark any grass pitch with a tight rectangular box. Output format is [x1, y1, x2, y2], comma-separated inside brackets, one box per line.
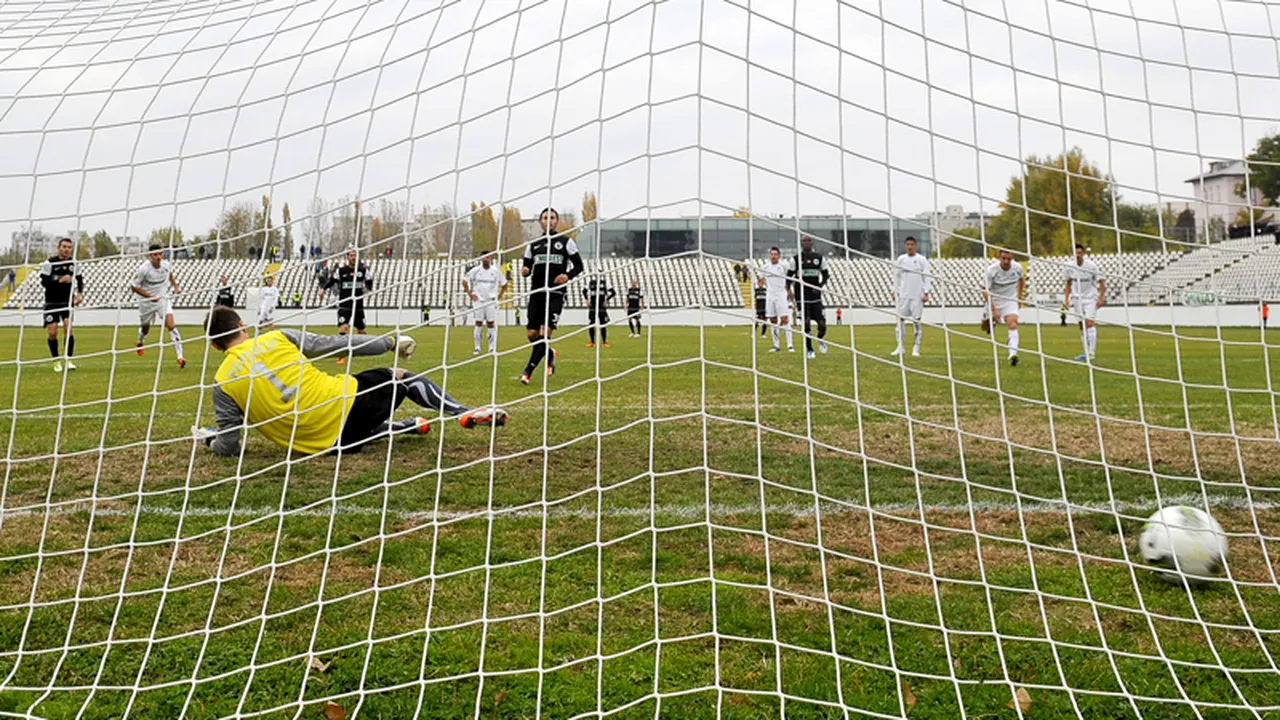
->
[0, 320, 1278, 719]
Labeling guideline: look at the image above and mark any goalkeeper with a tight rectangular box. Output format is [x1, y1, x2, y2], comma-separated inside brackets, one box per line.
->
[195, 306, 507, 457]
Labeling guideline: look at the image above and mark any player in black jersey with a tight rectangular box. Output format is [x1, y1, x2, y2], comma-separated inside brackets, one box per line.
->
[216, 275, 235, 307]
[753, 278, 767, 337]
[520, 208, 584, 384]
[40, 237, 84, 371]
[319, 248, 374, 365]
[583, 273, 616, 347]
[625, 280, 645, 337]
[787, 235, 830, 359]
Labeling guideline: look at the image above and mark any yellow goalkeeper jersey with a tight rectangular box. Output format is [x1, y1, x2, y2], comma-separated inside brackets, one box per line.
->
[214, 330, 360, 455]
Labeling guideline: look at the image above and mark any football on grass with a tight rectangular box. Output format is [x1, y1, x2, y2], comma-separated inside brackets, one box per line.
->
[1139, 506, 1228, 584]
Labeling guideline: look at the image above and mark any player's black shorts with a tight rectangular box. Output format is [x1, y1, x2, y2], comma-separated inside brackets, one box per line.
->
[43, 306, 70, 325]
[526, 290, 564, 331]
[627, 303, 641, 317]
[337, 303, 366, 331]
[339, 369, 407, 452]
[801, 299, 825, 323]
[587, 306, 610, 325]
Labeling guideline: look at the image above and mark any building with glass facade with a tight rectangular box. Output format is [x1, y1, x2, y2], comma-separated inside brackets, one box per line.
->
[573, 216, 933, 261]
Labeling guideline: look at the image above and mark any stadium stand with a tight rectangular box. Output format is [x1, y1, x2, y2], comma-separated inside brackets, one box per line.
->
[4, 241, 1273, 315]
[1179, 242, 1280, 302]
[1123, 236, 1274, 305]
[2, 258, 267, 310]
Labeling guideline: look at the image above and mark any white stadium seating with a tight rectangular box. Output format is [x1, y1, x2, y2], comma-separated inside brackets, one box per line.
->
[4, 240, 1274, 316]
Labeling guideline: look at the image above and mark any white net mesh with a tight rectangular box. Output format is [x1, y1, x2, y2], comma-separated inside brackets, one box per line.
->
[2, 1, 1280, 718]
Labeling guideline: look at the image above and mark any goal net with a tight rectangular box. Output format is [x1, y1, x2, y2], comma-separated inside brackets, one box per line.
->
[2, 1, 1279, 718]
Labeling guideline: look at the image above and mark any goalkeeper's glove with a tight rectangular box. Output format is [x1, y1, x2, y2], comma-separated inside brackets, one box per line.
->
[394, 335, 417, 360]
[192, 426, 217, 447]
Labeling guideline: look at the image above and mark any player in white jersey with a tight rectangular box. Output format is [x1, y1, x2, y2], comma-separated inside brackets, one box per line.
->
[983, 249, 1026, 366]
[1063, 243, 1105, 362]
[258, 274, 280, 327]
[758, 247, 794, 352]
[891, 236, 931, 358]
[463, 255, 508, 354]
[129, 244, 187, 368]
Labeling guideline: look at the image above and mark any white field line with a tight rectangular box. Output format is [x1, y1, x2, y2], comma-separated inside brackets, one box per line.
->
[2, 494, 1273, 523]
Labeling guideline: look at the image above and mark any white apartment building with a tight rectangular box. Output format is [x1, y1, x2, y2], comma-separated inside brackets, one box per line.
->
[1186, 160, 1266, 233]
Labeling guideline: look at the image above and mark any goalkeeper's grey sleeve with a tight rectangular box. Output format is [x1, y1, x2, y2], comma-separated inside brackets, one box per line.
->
[210, 386, 245, 458]
[279, 329, 393, 359]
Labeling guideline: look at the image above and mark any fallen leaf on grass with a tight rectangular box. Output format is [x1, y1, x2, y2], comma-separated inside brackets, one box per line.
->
[902, 681, 917, 709]
[1008, 687, 1032, 712]
[308, 657, 330, 673]
[323, 701, 345, 720]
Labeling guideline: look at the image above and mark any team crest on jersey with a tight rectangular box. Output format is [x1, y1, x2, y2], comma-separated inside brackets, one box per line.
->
[554, 242, 563, 250]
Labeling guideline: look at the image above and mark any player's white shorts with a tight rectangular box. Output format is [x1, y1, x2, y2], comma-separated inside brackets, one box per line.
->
[765, 296, 789, 319]
[471, 302, 498, 324]
[1071, 297, 1098, 321]
[138, 299, 172, 326]
[896, 297, 923, 320]
[992, 299, 1020, 322]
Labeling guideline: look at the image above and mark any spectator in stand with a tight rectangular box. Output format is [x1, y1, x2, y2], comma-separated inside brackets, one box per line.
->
[1264, 303, 1270, 328]
[6, 268, 14, 292]
[835, 307, 842, 326]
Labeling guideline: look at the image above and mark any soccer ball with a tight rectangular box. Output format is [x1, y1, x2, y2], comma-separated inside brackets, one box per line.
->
[1138, 506, 1227, 584]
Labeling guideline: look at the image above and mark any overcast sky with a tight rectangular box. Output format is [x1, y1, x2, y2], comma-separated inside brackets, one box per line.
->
[2, 0, 1279, 250]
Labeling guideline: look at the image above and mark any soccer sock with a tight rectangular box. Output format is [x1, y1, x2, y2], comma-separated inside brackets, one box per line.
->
[402, 372, 469, 416]
[169, 328, 185, 358]
[66, 335, 74, 357]
[771, 325, 780, 348]
[525, 336, 546, 376]
[805, 321, 813, 353]
[588, 327, 596, 344]
[912, 322, 921, 349]
[473, 326, 482, 349]
[784, 324, 793, 348]
[601, 327, 608, 344]
[817, 319, 827, 340]
[138, 326, 148, 343]
[1008, 328, 1020, 355]
[48, 338, 59, 358]
[894, 321, 904, 351]
[487, 327, 496, 350]
[1087, 326, 1097, 354]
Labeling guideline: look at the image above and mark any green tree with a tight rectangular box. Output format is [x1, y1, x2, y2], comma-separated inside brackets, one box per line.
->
[470, 202, 498, 256]
[1244, 134, 1280, 204]
[1232, 202, 1274, 227]
[281, 202, 293, 260]
[1113, 203, 1167, 253]
[91, 230, 118, 257]
[939, 226, 986, 258]
[149, 226, 183, 248]
[498, 206, 524, 261]
[215, 202, 257, 257]
[254, 195, 281, 257]
[986, 148, 1114, 256]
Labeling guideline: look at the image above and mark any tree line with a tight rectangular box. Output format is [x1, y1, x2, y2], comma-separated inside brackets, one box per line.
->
[5, 191, 601, 265]
[942, 134, 1280, 259]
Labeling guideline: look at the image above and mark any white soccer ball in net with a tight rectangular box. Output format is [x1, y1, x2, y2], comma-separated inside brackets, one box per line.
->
[1139, 506, 1228, 584]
